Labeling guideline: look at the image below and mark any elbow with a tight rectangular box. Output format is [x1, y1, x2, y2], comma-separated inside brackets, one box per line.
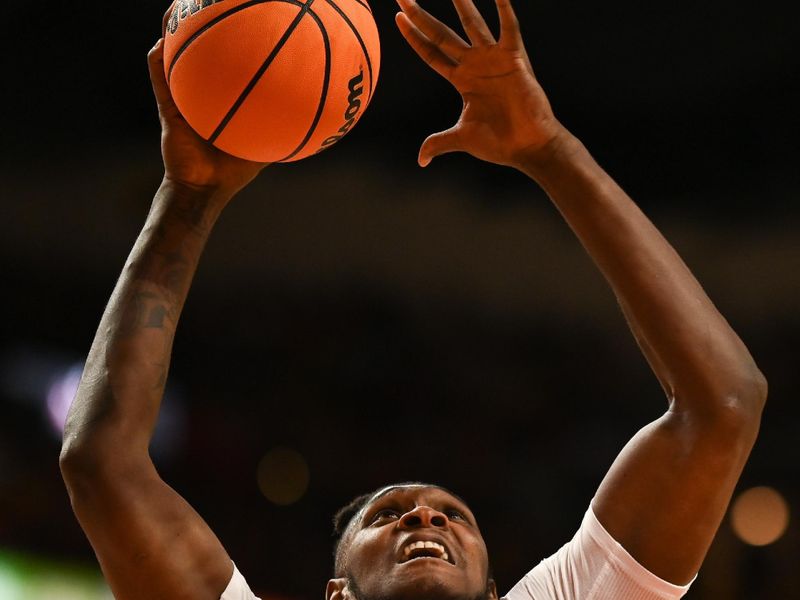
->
[60, 434, 151, 505]
[59, 445, 89, 502]
[674, 367, 768, 435]
[59, 437, 98, 487]
[707, 372, 767, 455]
[749, 367, 769, 413]
[730, 365, 768, 419]
[60, 424, 151, 483]
[700, 368, 768, 438]
[59, 430, 122, 485]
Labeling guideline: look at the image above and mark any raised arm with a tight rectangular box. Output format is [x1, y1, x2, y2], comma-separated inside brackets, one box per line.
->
[58, 38, 266, 600]
[396, 0, 766, 585]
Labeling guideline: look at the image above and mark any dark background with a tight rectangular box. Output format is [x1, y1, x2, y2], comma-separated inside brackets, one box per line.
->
[1, 0, 799, 598]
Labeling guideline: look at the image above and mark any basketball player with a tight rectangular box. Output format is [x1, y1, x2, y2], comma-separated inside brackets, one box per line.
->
[59, 0, 767, 598]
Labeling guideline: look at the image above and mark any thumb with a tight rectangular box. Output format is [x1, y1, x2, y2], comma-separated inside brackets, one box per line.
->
[418, 127, 463, 167]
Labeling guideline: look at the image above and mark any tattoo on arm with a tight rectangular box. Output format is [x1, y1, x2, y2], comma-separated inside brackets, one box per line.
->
[64, 186, 222, 446]
[146, 305, 168, 329]
[119, 292, 173, 336]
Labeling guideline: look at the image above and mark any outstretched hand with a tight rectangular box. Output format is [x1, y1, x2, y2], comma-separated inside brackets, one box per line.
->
[147, 36, 267, 197]
[396, 0, 566, 169]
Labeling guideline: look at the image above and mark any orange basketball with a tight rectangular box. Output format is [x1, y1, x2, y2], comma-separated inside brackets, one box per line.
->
[163, 0, 380, 162]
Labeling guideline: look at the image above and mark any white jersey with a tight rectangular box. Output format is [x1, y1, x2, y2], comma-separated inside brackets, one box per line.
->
[505, 506, 693, 600]
[221, 504, 694, 600]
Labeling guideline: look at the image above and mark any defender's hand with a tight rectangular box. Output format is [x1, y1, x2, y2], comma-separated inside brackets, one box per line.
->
[147, 38, 268, 197]
[396, 0, 566, 169]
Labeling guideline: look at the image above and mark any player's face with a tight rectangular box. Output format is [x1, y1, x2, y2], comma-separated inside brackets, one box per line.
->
[327, 485, 497, 600]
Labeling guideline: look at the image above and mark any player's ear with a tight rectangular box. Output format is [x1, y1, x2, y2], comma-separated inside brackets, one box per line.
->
[326, 578, 353, 600]
[487, 578, 499, 600]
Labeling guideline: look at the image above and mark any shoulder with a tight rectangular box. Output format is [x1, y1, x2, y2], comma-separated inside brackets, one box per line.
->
[504, 506, 693, 600]
[220, 563, 261, 600]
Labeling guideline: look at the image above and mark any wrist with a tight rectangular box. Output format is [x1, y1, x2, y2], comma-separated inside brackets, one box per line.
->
[158, 177, 236, 213]
[511, 128, 585, 184]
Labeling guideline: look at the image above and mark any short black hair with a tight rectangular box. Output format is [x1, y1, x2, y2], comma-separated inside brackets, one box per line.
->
[331, 482, 467, 575]
[332, 490, 375, 553]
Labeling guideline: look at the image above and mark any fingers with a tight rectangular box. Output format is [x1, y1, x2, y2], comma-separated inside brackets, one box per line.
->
[396, 0, 469, 60]
[162, 1, 176, 36]
[147, 38, 181, 122]
[418, 126, 463, 167]
[452, 0, 495, 46]
[495, 0, 522, 48]
[395, 12, 458, 81]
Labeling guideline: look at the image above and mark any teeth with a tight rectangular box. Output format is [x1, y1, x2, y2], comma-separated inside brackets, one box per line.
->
[403, 540, 449, 562]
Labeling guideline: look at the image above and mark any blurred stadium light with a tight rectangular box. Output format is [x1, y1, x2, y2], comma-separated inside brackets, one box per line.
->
[0, 549, 112, 600]
[1, 346, 186, 460]
[731, 486, 790, 547]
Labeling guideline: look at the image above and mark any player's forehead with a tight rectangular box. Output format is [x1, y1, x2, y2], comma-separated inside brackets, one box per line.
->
[361, 484, 473, 516]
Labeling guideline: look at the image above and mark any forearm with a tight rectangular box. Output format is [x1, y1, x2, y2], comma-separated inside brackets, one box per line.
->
[61, 179, 230, 466]
[519, 132, 766, 413]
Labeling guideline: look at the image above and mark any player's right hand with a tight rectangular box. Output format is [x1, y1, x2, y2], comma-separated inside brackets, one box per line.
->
[147, 37, 268, 198]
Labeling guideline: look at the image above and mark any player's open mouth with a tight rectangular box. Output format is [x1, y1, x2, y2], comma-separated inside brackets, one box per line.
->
[400, 540, 453, 564]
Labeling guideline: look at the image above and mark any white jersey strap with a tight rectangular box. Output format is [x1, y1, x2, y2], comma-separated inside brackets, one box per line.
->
[221, 562, 261, 600]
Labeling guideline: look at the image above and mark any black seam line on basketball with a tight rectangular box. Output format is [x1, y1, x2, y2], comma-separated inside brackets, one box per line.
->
[351, 0, 371, 14]
[276, 7, 331, 162]
[208, 0, 316, 145]
[167, 0, 305, 84]
[323, 0, 374, 101]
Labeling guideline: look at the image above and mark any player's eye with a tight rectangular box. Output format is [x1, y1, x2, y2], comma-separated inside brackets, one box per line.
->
[371, 508, 401, 523]
[446, 509, 467, 521]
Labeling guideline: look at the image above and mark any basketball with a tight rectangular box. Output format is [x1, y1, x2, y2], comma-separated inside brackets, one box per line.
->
[162, 0, 380, 163]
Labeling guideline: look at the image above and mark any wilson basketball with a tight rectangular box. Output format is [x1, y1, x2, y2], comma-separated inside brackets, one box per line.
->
[163, 0, 380, 162]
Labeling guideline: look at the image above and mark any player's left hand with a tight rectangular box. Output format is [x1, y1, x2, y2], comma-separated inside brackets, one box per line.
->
[396, 0, 566, 169]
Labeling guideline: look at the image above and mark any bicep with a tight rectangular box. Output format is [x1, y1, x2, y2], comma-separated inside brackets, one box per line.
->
[64, 458, 232, 600]
[592, 408, 760, 586]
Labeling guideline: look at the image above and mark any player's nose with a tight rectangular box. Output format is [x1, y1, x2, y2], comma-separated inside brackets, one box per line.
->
[399, 505, 449, 529]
